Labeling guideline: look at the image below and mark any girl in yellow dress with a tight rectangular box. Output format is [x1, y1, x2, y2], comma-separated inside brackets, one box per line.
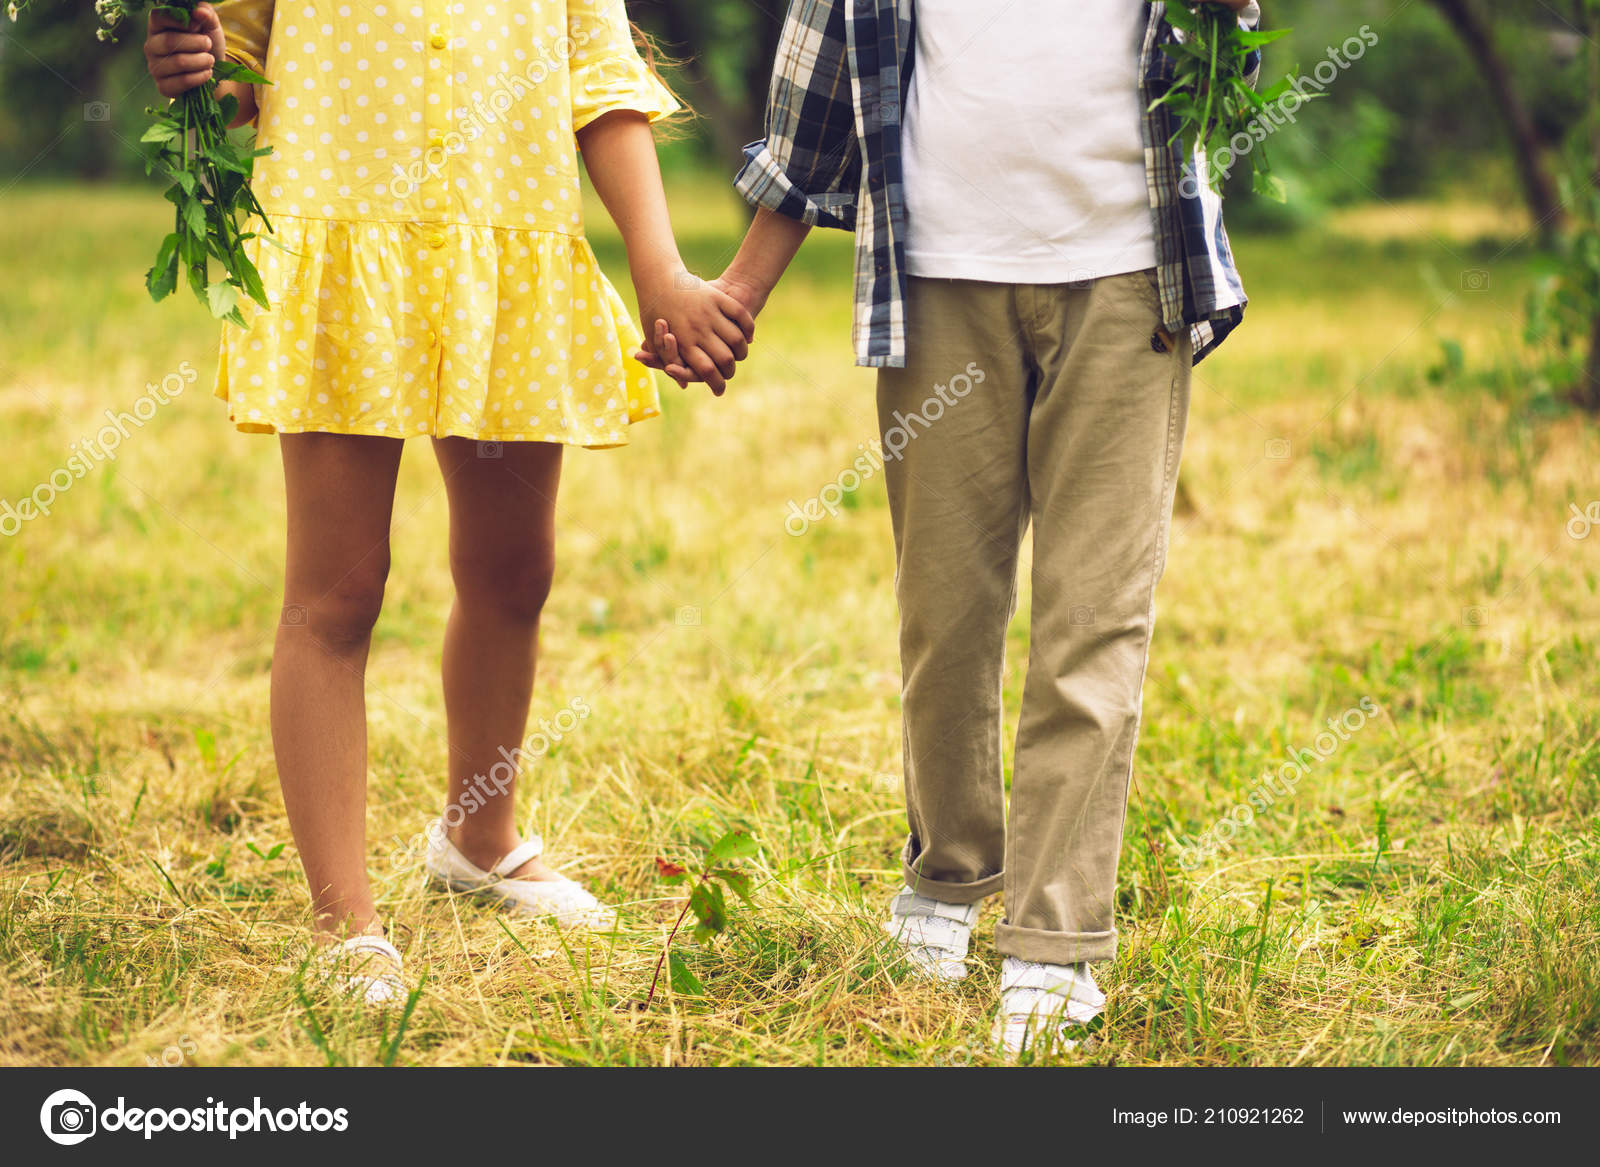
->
[144, 0, 753, 1001]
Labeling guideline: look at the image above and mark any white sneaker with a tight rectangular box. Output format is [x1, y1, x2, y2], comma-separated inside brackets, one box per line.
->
[994, 957, 1106, 1055]
[422, 818, 616, 930]
[312, 935, 409, 1008]
[883, 886, 981, 982]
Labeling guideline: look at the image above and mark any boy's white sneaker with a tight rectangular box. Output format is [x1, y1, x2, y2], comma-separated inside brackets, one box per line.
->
[422, 818, 616, 930]
[994, 956, 1106, 1054]
[883, 886, 981, 982]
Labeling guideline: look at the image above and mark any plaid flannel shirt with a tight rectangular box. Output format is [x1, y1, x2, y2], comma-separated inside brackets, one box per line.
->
[733, 0, 1263, 367]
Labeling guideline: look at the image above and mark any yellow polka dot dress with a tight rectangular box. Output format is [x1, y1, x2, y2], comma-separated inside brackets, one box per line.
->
[211, 0, 678, 447]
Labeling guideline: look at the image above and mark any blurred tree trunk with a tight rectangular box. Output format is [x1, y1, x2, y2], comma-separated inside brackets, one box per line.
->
[1580, 0, 1600, 410]
[1427, 0, 1564, 244]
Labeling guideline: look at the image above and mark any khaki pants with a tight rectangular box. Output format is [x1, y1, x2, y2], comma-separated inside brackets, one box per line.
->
[876, 272, 1192, 965]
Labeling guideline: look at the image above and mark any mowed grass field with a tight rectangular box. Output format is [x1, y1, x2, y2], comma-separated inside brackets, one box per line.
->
[1, 175, 1597, 1067]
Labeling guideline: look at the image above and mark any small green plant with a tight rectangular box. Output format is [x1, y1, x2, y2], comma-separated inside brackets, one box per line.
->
[645, 829, 758, 1008]
[1150, 3, 1300, 200]
[7, 0, 275, 324]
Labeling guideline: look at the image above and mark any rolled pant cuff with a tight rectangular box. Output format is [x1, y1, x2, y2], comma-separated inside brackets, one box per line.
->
[902, 854, 1004, 905]
[994, 921, 1118, 965]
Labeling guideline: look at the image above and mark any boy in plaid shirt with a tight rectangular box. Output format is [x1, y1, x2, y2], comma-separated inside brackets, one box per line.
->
[644, 0, 1261, 1053]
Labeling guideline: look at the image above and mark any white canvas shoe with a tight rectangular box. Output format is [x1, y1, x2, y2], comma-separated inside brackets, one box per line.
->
[994, 957, 1106, 1054]
[884, 886, 982, 982]
[422, 818, 616, 930]
[312, 935, 409, 1008]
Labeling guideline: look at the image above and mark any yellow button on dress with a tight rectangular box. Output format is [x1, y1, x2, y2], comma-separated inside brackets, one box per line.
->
[212, 0, 679, 447]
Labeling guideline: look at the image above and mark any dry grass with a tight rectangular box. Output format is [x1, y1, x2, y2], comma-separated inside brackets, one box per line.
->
[1, 177, 1597, 1066]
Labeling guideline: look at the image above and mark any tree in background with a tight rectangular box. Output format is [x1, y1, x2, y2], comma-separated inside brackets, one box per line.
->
[632, 0, 783, 169]
[1578, 0, 1600, 408]
[1425, 0, 1564, 243]
[0, 1, 129, 179]
[1526, 1, 1600, 410]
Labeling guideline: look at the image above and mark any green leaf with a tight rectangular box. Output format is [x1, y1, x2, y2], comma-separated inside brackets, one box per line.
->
[183, 197, 206, 239]
[706, 829, 758, 867]
[159, 167, 195, 196]
[146, 233, 180, 301]
[716, 869, 755, 907]
[667, 950, 705, 997]
[141, 122, 181, 145]
[206, 280, 240, 320]
[1234, 28, 1291, 48]
[237, 254, 270, 311]
[212, 59, 271, 86]
[688, 881, 727, 944]
[1253, 171, 1288, 203]
[186, 258, 209, 301]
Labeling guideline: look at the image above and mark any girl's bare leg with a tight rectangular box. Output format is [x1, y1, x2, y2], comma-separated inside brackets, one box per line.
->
[274, 433, 406, 939]
[431, 437, 566, 880]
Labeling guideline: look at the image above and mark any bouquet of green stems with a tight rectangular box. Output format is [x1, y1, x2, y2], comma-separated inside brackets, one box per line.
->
[8, 0, 274, 324]
[1151, 2, 1302, 201]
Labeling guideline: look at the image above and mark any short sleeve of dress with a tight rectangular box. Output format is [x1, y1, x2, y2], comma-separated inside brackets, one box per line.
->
[214, 0, 274, 74]
[567, 0, 681, 133]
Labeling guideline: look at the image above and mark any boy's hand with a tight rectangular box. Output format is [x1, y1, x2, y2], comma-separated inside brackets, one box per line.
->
[635, 270, 755, 395]
[636, 272, 768, 394]
[146, 2, 225, 97]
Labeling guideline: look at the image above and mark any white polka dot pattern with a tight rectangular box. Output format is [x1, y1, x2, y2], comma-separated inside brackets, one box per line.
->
[213, 0, 679, 448]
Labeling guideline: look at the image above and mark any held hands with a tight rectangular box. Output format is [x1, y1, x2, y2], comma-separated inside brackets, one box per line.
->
[632, 268, 756, 396]
[633, 272, 767, 396]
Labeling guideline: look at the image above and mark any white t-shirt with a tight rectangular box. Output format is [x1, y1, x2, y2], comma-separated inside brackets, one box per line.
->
[901, 0, 1157, 283]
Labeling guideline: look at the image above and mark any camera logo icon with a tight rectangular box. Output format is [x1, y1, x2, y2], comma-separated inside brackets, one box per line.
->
[1461, 269, 1490, 291]
[1265, 438, 1291, 460]
[40, 1089, 97, 1145]
[1069, 604, 1096, 626]
[83, 101, 111, 122]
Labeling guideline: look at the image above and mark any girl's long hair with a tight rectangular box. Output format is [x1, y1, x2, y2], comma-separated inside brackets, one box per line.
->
[630, 20, 694, 136]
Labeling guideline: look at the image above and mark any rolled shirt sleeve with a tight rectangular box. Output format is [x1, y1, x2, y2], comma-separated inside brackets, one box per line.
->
[733, 0, 862, 232]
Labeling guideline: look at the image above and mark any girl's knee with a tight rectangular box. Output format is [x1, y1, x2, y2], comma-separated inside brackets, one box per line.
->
[290, 560, 390, 650]
[452, 543, 555, 624]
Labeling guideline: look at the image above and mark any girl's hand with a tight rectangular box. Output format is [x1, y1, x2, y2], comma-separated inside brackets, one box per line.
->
[635, 270, 755, 396]
[146, 2, 225, 97]
[636, 273, 767, 394]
